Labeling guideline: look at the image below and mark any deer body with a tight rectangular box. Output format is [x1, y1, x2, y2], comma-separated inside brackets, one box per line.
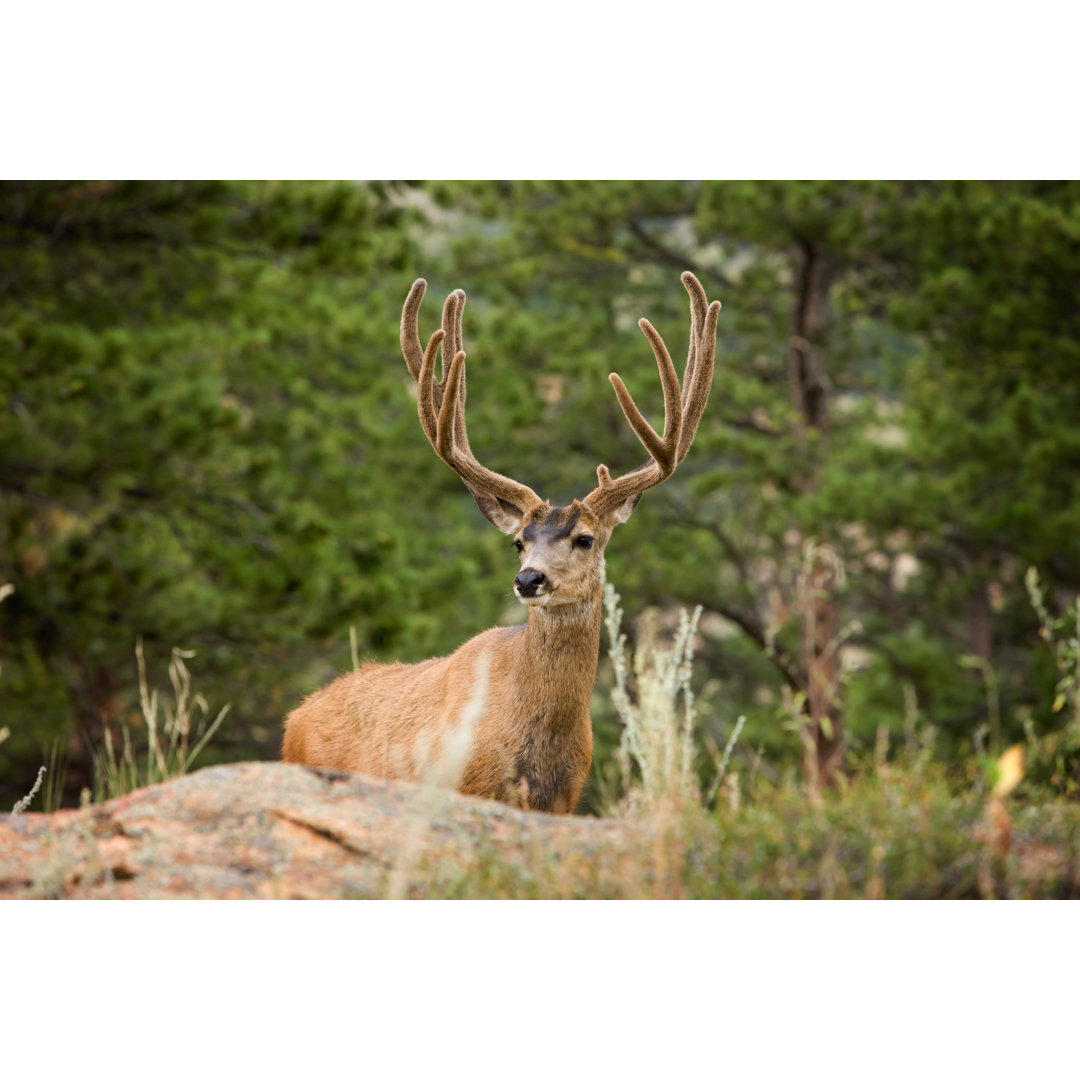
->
[283, 578, 600, 812]
[282, 273, 720, 813]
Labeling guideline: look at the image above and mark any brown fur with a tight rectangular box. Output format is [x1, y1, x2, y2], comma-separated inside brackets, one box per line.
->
[282, 273, 720, 813]
[283, 502, 608, 812]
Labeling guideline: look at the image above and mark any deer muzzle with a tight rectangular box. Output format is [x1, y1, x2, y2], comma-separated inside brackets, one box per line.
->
[514, 568, 548, 600]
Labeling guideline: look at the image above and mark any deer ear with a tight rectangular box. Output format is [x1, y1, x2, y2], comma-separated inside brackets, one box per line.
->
[466, 485, 527, 535]
[605, 492, 643, 527]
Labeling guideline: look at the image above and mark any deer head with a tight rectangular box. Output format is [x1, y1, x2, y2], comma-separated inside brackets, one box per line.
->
[400, 271, 720, 611]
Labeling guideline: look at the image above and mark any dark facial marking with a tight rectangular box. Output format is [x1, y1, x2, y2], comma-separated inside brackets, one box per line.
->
[521, 507, 581, 547]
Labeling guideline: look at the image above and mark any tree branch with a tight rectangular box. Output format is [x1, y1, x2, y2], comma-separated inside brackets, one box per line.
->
[627, 219, 735, 292]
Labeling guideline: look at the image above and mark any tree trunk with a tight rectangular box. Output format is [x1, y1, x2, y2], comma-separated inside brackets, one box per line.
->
[789, 241, 844, 789]
[802, 550, 844, 788]
[789, 243, 830, 434]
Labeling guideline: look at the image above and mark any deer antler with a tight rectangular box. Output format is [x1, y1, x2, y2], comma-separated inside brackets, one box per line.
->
[401, 279, 543, 517]
[584, 271, 720, 517]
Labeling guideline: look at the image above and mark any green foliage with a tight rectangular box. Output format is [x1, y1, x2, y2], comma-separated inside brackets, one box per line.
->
[3, 180, 1080, 813]
[856, 182, 1080, 751]
[1021, 568, 1080, 796]
[0, 180, 502, 796]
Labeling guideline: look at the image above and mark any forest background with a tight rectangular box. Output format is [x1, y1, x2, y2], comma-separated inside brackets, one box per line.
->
[2, 179, 1078, 810]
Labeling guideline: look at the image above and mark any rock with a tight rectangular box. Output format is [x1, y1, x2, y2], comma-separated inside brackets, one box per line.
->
[0, 762, 637, 899]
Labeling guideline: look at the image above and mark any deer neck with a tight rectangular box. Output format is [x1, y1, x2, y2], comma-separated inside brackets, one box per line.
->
[514, 591, 603, 721]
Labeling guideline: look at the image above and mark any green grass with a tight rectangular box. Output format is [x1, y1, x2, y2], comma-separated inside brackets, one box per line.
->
[427, 763, 1080, 899]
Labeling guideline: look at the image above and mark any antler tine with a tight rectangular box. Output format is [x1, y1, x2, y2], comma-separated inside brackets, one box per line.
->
[416, 323, 445, 447]
[403, 278, 469, 446]
[401, 279, 542, 515]
[584, 271, 719, 517]
[441, 288, 466, 379]
[607, 317, 683, 472]
[400, 278, 428, 382]
[677, 270, 721, 464]
[441, 288, 471, 454]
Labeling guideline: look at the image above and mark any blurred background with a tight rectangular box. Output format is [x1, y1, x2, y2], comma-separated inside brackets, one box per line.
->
[2, 179, 1078, 810]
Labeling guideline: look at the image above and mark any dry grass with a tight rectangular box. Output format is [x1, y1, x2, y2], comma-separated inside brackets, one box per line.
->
[92, 639, 230, 801]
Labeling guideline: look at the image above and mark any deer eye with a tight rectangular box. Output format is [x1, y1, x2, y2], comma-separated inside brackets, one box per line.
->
[513, 539, 524, 553]
[575, 535, 594, 549]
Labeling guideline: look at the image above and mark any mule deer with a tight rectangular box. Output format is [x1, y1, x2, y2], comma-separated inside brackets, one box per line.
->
[282, 271, 720, 812]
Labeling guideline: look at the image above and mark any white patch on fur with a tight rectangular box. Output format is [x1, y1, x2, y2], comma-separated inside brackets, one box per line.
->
[516, 591, 550, 606]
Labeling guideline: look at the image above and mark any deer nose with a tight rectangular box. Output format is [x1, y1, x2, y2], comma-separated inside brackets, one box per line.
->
[514, 569, 547, 597]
